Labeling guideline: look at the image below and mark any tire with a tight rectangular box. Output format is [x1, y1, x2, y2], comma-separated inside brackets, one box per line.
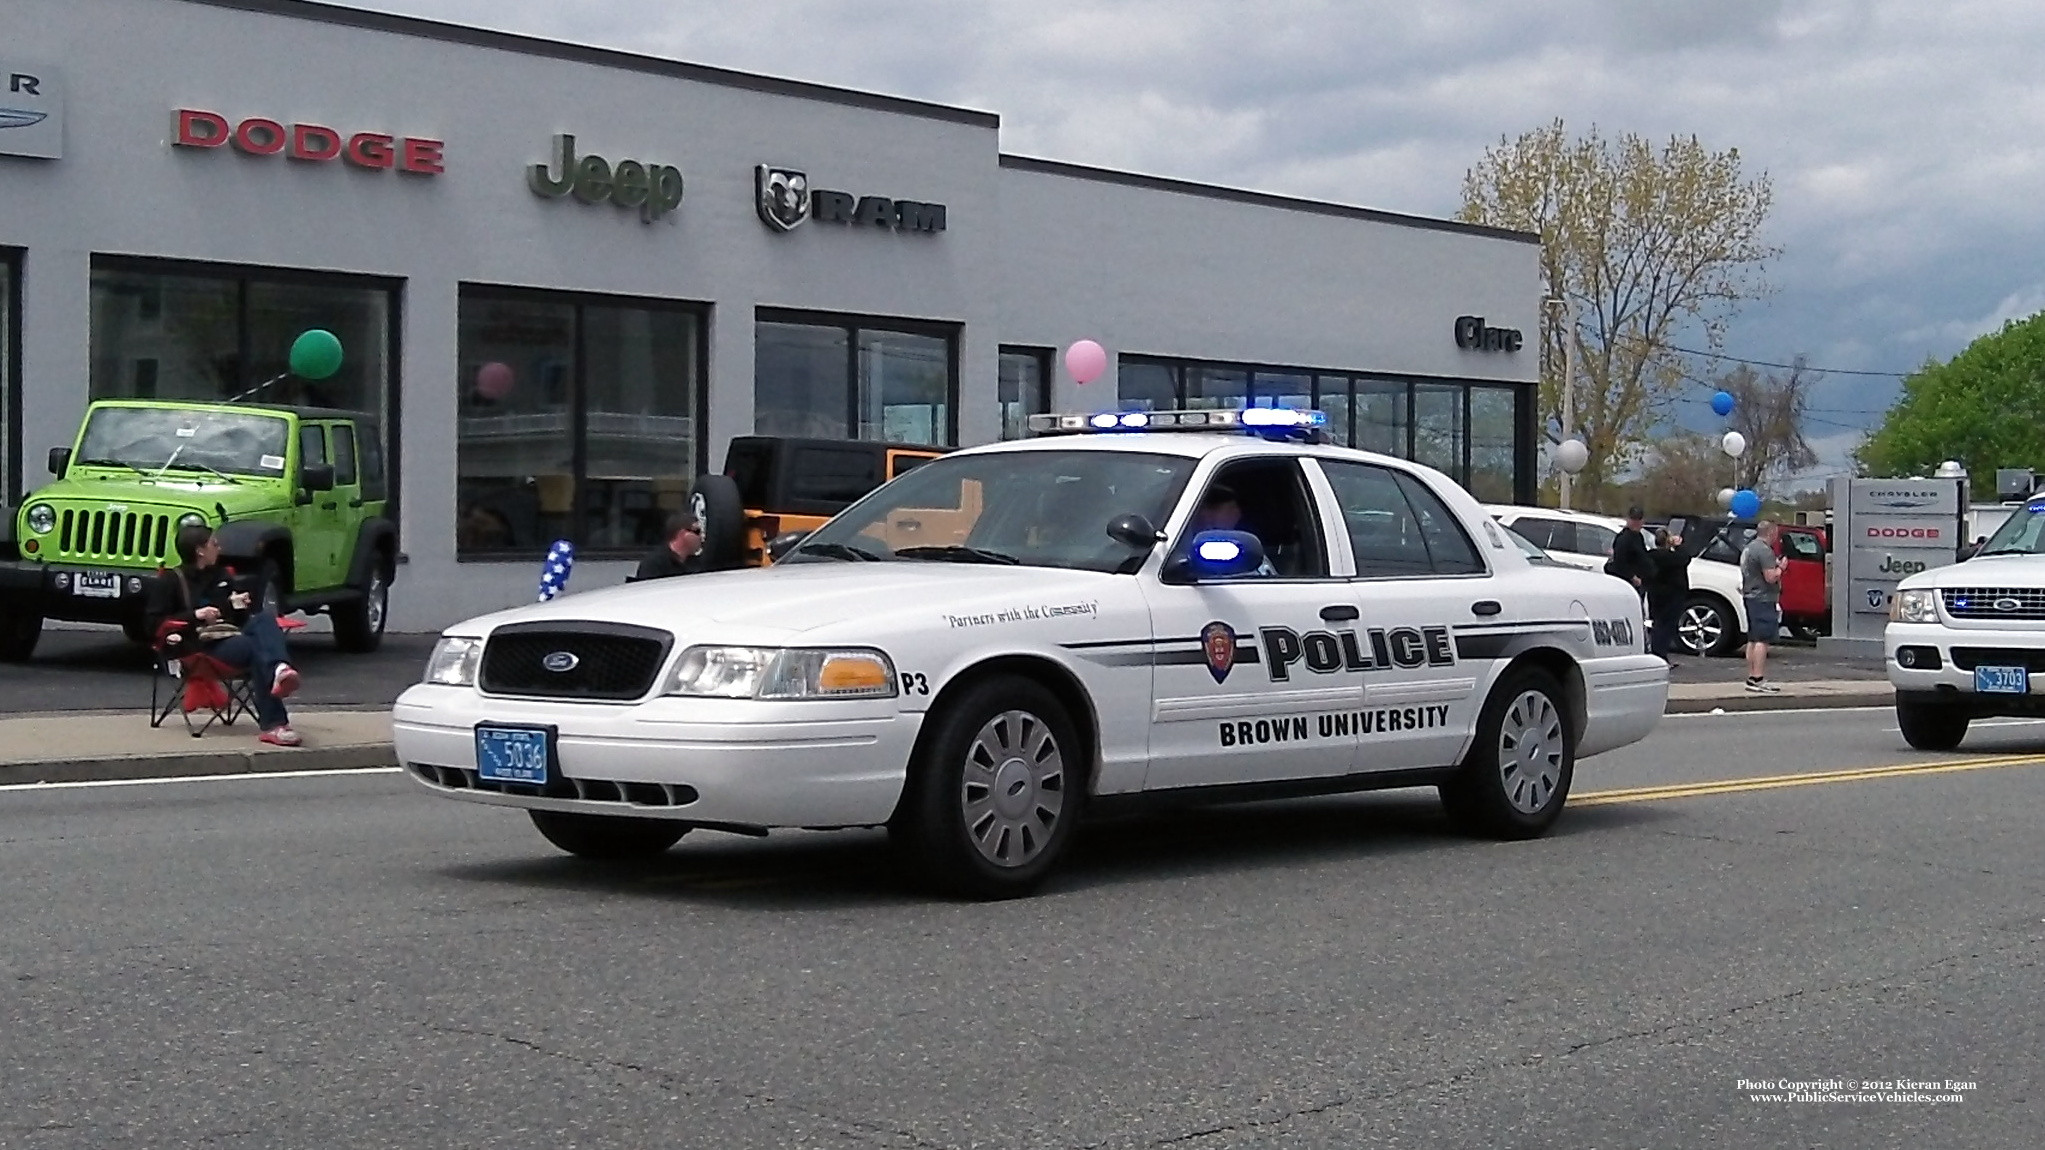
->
[252, 559, 287, 619]
[122, 617, 153, 645]
[1677, 594, 1737, 658]
[528, 810, 690, 860]
[1440, 668, 1575, 840]
[333, 556, 392, 654]
[891, 676, 1084, 899]
[689, 473, 748, 571]
[0, 611, 40, 663]
[1896, 699, 1969, 752]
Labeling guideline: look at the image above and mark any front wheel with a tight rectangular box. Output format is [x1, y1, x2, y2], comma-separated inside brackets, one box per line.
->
[333, 560, 391, 653]
[892, 676, 1084, 899]
[1677, 594, 1736, 658]
[1896, 699, 1969, 751]
[1440, 668, 1575, 839]
[528, 810, 690, 860]
[0, 611, 40, 663]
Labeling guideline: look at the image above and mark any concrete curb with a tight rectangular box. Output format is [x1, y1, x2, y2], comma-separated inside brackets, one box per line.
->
[1668, 691, 1890, 714]
[0, 743, 399, 786]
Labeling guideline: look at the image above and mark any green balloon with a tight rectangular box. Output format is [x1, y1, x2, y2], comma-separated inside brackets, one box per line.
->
[288, 329, 344, 381]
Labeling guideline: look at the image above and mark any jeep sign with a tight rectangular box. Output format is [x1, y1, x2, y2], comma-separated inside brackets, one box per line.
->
[529, 134, 683, 223]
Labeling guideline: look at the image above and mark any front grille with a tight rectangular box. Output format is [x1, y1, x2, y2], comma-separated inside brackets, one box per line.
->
[55, 508, 173, 564]
[478, 622, 672, 701]
[1949, 647, 2045, 672]
[406, 761, 699, 807]
[1941, 588, 2045, 620]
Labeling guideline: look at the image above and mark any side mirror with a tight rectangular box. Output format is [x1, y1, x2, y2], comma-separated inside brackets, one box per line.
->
[766, 530, 810, 562]
[1162, 529, 1268, 582]
[1105, 513, 1163, 549]
[47, 447, 71, 478]
[302, 463, 335, 493]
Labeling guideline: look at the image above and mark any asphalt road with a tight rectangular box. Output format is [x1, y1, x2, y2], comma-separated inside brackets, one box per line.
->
[3, 709, 2039, 1148]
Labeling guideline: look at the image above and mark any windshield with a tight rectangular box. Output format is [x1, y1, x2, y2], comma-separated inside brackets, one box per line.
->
[1976, 503, 2045, 556]
[1502, 524, 1558, 564]
[75, 408, 291, 478]
[782, 448, 1197, 573]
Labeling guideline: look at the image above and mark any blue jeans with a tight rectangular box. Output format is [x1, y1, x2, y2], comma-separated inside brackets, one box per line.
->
[207, 613, 292, 730]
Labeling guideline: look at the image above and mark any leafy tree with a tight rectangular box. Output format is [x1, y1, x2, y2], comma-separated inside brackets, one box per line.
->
[1457, 120, 1778, 509]
[1860, 312, 2045, 491]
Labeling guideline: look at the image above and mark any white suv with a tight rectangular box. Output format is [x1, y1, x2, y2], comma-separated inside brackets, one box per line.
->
[1887, 498, 2045, 749]
[1485, 505, 1750, 656]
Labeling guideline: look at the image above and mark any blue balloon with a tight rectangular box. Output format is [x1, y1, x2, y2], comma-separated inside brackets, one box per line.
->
[1711, 390, 1735, 417]
[537, 539, 576, 602]
[1730, 489, 1762, 519]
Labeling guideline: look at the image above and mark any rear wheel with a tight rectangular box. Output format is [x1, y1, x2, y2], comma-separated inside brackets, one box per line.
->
[1896, 699, 1969, 751]
[689, 474, 748, 570]
[0, 610, 40, 663]
[333, 557, 391, 653]
[1441, 668, 1575, 839]
[252, 559, 287, 619]
[891, 676, 1083, 899]
[528, 810, 690, 860]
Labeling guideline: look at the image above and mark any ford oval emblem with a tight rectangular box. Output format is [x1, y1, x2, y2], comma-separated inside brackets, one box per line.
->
[541, 651, 580, 673]
[1995, 598, 2022, 612]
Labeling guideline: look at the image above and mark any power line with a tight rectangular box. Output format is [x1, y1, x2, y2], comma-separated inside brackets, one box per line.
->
[1668, 344, 1913, 378]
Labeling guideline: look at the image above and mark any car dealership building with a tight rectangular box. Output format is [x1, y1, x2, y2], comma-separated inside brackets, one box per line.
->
[1, 0, 1540, 631]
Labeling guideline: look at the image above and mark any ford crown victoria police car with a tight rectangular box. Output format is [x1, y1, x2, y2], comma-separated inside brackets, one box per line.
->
[395, 409, 1669, 897]
[1888, 494, 2045, 749]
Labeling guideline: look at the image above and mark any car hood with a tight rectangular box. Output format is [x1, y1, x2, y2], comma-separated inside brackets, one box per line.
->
[1900, 553, 2045, 590]
[31, 472, 285, 511]
[446, 562, 1123, 642]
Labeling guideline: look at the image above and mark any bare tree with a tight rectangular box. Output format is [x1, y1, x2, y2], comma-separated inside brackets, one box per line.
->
[1458, 121, 1778, 510]
[1718, 360, 1819, 492]
[1631, 433, 1727, 515]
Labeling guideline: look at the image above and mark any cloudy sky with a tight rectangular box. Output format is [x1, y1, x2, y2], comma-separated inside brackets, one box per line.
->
[351, 0, 2044, 463]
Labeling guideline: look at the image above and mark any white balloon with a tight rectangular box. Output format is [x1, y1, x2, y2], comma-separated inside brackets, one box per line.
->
[1555, 438, 1590, 474]
[1721, 431, 1748, 458]
[1717, 487, 1736, 508]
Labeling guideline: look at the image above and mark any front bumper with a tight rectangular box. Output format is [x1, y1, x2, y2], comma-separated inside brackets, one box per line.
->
[1886, 620, 2045, 715]
[1580, 655, 1670, 758]
[392, 685, 924, 829]
[0, 559, 154, 622]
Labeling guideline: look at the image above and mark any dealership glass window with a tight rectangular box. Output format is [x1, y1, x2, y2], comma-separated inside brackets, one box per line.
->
[1467, 385, 1517, 503]
[1117, 361, 1177, 411]
[89, 263, 393, 419]
[1350, 378, 1410, 459]
[456, 287, 704, 558]
[1, 251, 15, 504]
[1253, 372, 1313, 411]
[999, 347, 1052, 440]
[1412, 382, 1465, 483]
[754, 312, 957, 446]
[1184, 365, 1248, 410]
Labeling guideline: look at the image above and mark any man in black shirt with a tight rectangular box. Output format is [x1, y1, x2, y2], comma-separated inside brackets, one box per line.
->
[635, 511, 706, 581]
[1604, 504, 1652, 602]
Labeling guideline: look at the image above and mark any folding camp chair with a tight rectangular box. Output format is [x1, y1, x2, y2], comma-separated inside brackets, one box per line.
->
[150, 650, 257, 738]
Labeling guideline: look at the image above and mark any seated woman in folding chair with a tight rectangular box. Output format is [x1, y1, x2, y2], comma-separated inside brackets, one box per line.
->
[146, 524, 306, 747]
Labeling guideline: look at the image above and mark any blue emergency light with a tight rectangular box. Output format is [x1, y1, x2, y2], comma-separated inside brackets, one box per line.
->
[1028, 407, 1329, 442]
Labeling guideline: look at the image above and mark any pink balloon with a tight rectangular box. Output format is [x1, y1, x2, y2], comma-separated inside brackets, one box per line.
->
[1064, 339, 1108, 385]
[475, 361, 515, 401]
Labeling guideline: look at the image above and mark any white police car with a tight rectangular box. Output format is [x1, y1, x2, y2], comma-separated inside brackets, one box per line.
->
[394, 409, 1668, 897]
[1888, 494, 2045, 749]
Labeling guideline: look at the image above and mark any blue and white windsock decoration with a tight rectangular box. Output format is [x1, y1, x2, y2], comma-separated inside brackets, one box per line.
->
[538, 539, 576, 602]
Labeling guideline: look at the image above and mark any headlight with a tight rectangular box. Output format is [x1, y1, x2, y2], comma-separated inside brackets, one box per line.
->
[25, 504, 55, 534]
[1892, 589, 1940, 624]
[423, 636, 485, 686]
[177, 513, 207, 530]
[664, 645, 897, 699]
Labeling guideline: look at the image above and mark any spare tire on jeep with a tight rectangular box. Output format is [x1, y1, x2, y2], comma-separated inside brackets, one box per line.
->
[689, 474, 747, 571]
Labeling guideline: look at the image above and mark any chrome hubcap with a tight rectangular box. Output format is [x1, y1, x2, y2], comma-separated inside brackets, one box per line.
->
[1498, 690, 1565, 815]
[960, 710, 1065, 868]
[1678, 604, 1722, 655]
[366, 574, 387, 632]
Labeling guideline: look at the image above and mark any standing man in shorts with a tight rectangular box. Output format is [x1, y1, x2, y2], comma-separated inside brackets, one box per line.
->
[1741, 519, 1785, 693]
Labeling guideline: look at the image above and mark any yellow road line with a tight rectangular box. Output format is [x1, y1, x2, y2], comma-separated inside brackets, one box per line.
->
[1574, 753, 2045, 806]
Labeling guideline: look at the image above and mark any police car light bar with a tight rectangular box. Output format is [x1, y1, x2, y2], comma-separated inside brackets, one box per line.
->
[1026, 407, 1329, 437]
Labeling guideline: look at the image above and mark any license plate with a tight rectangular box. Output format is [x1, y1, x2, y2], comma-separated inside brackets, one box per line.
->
[1974, 665, 2029, 695]
[73, 571, 120, 599]
[475, 725, 553, 785]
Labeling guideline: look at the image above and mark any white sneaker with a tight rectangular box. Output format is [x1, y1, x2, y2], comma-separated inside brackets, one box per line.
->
[1744, 678, 1782, 694]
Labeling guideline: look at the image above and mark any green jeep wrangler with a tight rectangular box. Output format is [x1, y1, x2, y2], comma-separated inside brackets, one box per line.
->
[0, 399, 399, 661]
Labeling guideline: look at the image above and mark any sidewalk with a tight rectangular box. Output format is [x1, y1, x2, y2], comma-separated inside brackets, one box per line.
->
[0, 708, 396, 785]
[1666, 678, 1889, 714]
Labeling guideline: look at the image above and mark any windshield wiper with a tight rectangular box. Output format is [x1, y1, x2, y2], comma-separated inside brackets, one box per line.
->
[75, 457, 151, 477]
[157, 460, 242, 484]
[795, 540, 888, 562]
[1972, 546, 2034, 558]
[894, 545, 1022, 566]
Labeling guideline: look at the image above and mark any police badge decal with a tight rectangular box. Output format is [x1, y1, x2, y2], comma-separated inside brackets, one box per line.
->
[1201, 621, 1238, 684]
[756, 165, 810, 231]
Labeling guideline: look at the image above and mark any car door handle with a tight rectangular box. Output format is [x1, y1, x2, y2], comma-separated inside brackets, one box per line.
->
[348, 499, 364, 508]
[1471, 600, 1503, 616]
[320, 502, 337, 510]
[1320, 604, 1360, 622]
